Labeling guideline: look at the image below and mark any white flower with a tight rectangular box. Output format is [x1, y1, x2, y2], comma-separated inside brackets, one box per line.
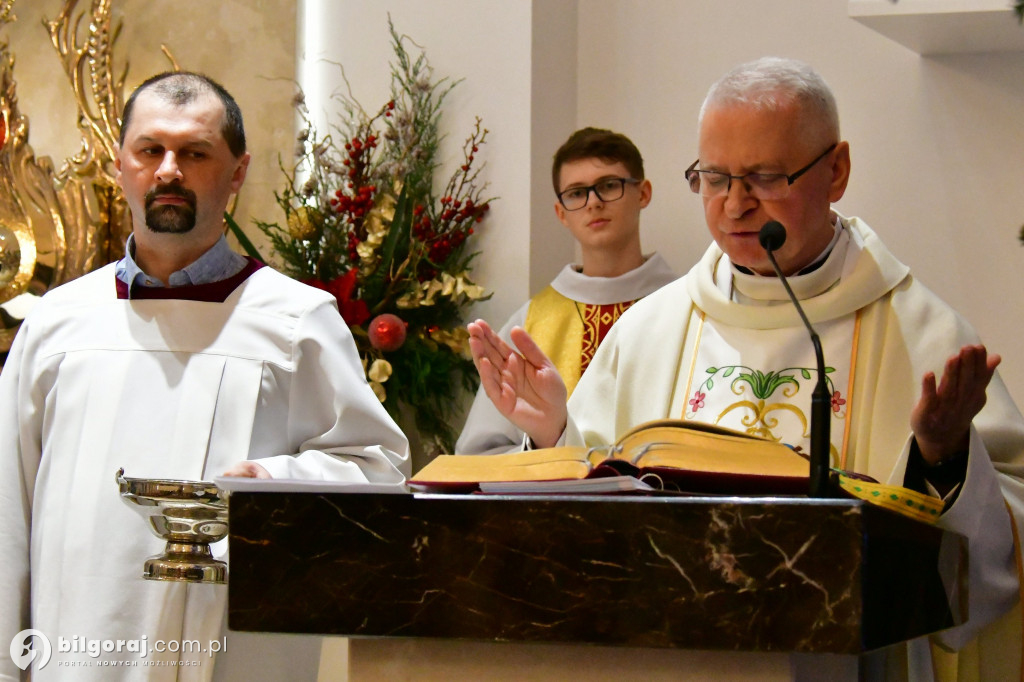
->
[368, 359, 392, 383]
[357, 241, 380, 260]
[369, 381, 387, 402]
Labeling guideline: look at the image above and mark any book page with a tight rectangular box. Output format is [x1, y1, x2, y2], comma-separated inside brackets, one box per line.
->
[410, 447, 593, 485]
[616, 420, 810, 478]
[478, 475, 655, 494]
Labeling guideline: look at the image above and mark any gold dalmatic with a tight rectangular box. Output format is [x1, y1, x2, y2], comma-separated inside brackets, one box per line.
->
[0, 0, 135, 366]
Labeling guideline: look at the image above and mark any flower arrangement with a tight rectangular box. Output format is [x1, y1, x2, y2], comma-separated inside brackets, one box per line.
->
[241, 19, 493, 455]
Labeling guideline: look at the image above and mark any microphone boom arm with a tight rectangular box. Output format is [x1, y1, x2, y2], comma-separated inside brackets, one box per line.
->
[762, 233, 834, 498]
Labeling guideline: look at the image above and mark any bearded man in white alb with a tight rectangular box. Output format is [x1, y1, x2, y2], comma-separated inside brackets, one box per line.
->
[0, 71, 409, 681]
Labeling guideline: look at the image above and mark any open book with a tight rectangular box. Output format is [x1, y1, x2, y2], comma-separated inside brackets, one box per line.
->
[411, 419, 947, 522]
[410, 419, 811, 495]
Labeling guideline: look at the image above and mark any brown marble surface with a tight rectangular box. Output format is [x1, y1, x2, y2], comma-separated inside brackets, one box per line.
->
[227, 493, 959, 654]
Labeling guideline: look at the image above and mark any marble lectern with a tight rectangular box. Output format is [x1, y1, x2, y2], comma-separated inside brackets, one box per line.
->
[228, 493, 961, 681]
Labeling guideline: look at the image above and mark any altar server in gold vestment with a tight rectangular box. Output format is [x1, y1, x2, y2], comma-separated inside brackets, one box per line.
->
[456, 128, 676, 454]
[0, 71, 409, 681]
[468, 57, 1024, 681]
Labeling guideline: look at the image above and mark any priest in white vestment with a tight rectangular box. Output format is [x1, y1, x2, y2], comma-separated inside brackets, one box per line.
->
[467, 58, 1024, 681]
[0, 72, 409, 681]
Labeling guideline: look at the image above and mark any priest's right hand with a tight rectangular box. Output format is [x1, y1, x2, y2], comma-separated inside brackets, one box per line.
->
[467, 320, 568, 448]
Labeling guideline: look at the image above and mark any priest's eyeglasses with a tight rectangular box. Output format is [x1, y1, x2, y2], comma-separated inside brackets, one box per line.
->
[557, 177, 640, 211]
[685, 143, 837, 201]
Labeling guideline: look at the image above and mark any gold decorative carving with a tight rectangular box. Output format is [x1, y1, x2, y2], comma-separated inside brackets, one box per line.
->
[0, 0, 139, 365]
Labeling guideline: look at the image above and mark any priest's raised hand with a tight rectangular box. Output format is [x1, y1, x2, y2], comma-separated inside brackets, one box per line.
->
[912, 344, 1001, 466]
[467, 319, 568, 448]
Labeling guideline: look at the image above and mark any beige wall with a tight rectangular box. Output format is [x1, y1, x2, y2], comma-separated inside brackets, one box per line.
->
[573, 0, 1024, 403]
[6, 0, 295, 259]
[9, 0, 1022, 402]
[299, 1, 1024, 405]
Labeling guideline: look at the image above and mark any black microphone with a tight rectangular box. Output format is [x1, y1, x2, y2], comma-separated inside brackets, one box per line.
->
[758, 220, 834, 498]
[757, 219, 787, 252]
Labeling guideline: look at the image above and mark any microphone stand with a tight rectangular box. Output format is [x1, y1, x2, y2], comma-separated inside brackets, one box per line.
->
[760, 225, 835, 498]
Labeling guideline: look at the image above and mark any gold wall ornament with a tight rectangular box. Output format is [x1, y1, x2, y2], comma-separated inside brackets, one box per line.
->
[0, 1, 70, 357]
[0, 0, 148, 367]
[44, 0, 133, 281]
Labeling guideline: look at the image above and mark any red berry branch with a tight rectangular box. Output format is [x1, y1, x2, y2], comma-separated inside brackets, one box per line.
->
[255, 17, 495, 456]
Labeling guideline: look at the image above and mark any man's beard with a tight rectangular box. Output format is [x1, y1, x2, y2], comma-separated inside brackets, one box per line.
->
[144, 185, 197, 234]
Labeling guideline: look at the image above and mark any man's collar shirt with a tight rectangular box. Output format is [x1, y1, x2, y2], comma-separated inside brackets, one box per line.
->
[115, 233, 248, 294]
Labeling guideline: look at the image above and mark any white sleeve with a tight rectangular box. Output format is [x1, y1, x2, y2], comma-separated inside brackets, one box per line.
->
[934, 427, 1020, 649]
[889, 427, 1020, 650]
[454, 385, 527, 455]
[253, 299, 410, 485]
[0, 325, 36, 680]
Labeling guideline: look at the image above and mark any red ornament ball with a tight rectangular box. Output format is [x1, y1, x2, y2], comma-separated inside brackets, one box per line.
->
[368, 313, 407, 352]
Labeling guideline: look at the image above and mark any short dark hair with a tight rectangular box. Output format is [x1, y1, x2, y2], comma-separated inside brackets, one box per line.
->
[119, 71, 247, 157]
[551, 127, 645, 193]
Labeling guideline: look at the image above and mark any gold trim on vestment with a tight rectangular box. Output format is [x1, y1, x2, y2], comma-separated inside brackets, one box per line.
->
[839, 310, 862, 471]
[681, 309, 706, 416]
[1009, 501, 1024, 682]
[523, 287, 584, 396]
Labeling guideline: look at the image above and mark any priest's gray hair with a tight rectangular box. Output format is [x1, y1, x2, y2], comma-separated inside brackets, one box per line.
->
[699, 57, 840, 142]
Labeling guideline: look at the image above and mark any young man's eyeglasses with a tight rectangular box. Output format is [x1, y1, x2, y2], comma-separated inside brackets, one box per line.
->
[557, 177, 640, 211]
[684, 143, 837, 202]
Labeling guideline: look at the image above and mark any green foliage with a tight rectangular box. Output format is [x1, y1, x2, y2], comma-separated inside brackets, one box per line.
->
[256, 17, 495, 455]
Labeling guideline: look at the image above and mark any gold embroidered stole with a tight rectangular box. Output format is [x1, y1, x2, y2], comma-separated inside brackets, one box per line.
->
[524, 286, 636, 397]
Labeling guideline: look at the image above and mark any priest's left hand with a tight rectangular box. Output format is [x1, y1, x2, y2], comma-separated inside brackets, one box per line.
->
[222, 461, 272, 478]
[911, 344, 1000, 465]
